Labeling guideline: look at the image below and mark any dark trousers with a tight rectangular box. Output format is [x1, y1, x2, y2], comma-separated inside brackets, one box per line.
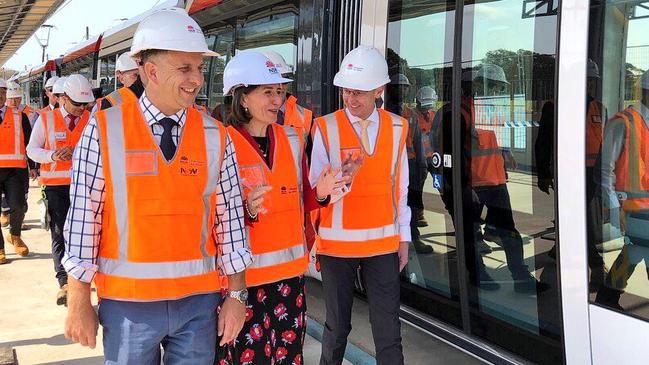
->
[45, 185, 70, 288]
[0, 168, 28, 250]
[319, 253, 404, 365]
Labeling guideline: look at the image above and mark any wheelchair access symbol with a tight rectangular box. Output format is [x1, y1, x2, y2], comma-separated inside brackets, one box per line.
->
[432, 173, 443, 189]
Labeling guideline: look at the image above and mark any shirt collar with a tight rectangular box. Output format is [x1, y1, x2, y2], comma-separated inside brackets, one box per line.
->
[59, 105, 70, 119]
[139, 91, 187, 127]
[0, 106, 5, 115]
[345, 107, 379, 125]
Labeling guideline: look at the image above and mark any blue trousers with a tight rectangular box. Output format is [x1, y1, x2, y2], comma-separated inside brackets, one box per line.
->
[98, 293, 220, 365]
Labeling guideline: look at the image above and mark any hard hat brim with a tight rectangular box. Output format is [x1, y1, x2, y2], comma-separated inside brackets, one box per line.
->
[333, 74, 390, 92]
[224, 76, 293, 96]
[129, 48, 220, 58]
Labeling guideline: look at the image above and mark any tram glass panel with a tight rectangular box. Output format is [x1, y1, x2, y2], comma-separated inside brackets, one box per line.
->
[208, 29, 234, 121]
[461, 0, 562, 362]
[589, 0, 649, 322]
[100, 55, 116, 95]
[386, 0, 462, 328]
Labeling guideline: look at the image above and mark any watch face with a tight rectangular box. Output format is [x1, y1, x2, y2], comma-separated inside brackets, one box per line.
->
[240, 289, 249, 302]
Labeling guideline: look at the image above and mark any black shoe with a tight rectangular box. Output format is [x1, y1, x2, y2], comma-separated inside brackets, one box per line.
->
[478, 240, 493, 254]
[413, 240, 433, 254]
[477, 271, 501, 291]
[513, 273, 550, 294]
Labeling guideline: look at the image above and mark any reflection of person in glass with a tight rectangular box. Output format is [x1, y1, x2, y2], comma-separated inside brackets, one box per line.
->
[436, 64, 547, 293]
[595, 70, 649, 310]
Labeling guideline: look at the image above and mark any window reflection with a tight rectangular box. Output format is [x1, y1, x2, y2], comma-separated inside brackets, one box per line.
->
[100, 55, 116, 96]
[590, 0, 649, 322]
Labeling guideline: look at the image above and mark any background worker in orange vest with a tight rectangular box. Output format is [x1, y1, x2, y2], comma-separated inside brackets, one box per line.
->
[62, 9, 251, 363]
[97, 52, 145, 111]
[310, 45, 410, 365]
[262, 50, 314, 134]
[40, 76, 59, 113]
[26, 74, 94, 306]
[595, 70, 649, 310]
[6, 81, 36, 126]
[218, 51, 344, 365]
[0, 78, 34, 265]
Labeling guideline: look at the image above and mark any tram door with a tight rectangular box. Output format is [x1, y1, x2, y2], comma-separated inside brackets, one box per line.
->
[582, 1, 649, 363]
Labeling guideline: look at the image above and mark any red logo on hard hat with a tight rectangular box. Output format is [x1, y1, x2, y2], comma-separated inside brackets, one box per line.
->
[187, 25, 196, 33]
[347, 64, 353, 69]
[266, 60, 275, 68]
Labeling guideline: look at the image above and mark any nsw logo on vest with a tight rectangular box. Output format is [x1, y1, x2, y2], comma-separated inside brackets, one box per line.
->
[179, 155, 205, 177]
[280, 185, 298, 195]
[55, 131, 68, 141]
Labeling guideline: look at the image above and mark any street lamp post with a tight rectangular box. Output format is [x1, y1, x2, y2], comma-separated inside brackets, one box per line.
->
[35, 24, 55, 63]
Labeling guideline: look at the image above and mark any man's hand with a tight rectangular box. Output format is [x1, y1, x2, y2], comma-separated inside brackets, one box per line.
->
[52, 146, 73, 162]
[398, 241, 409, 272]
[29, 169, 39, 180]
[64, 278, 98, 348]
[218, 272, 246, 346]
[316, 164, 349, 199]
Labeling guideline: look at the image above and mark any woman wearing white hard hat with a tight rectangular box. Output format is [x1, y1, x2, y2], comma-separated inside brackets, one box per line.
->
[98, 53, 145, 111]
[261, 50, 314, 134]
[219, 51, 345, 365]
[62, 8, 251, 364]
[26, 74, 93, 306]
[309, 44, 410, 365]
[0, 78, 34, 265]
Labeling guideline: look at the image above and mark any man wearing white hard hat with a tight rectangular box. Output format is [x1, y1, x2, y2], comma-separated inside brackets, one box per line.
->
[98, 52, 145, 111]
[595, 69, 649, 310]
[40, 76, 60, 113]
[0, 78, 34, 265]
[6, 81, 36, 124]
[62, 8, 251, 363]
[309, 45, 409, 365]
[262, 50, 314, 134]
[27, 74, 93, 306]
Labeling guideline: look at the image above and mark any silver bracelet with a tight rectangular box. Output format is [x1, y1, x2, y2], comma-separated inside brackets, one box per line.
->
[245, 201, 258, 220]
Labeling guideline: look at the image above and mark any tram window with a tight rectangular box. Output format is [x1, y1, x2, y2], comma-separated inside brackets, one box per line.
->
[208, 30, 234, 121]
[100, 55, 116, 95]
[590, 0, 649, 322]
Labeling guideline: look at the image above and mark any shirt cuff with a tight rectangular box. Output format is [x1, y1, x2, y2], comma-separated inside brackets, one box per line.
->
[62, 253, 98, 283]
[217, 247, 253, 276]
[399, 224, 412, 242]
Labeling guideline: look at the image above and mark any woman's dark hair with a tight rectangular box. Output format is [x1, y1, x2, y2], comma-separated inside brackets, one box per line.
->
[226, 85, 259, 127]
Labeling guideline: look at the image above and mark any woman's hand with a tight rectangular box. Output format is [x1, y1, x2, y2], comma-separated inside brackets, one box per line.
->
[316, 164, 350, 200]
[247, 185, 272, 216]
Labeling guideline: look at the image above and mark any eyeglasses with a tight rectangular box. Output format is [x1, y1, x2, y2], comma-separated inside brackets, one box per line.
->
[341, 89, 371, 97]
[68, 99, 89, 107]
[45, 87, 53, 93]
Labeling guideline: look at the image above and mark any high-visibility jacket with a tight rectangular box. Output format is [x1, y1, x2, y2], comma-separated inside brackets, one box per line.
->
[20, 104, 36, 125]
[284, 95, 313, 134]
[314, 109, 407, 258]
[101, 87, 138, 110]
[407, 108, 436, 159]
[39, 109, 90, 185]
[228, 123, 308, 286]
[460, 99, 507, 187]
[586, 100, 604, 167]
[38, 104, 55, 115]
[611, 107, 649, 212]
[94, 101, 226, 301]
[0, 107, 27, 168]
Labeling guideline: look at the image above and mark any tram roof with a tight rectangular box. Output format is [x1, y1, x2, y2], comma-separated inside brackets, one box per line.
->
[0, 0, 65, 67]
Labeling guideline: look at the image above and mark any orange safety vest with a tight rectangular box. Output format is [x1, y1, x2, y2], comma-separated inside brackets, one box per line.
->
[314, 109, 407, 258]
[94, 102, 226, 301]
[20, 104, 36, 124]
[38, 104, 55, 115]
[39, 109, 90, 185]
[460, 100, 507, 187]
[586, 100, 604, 167]
[284, 95, 314, 134]
[611, 107, 649, 212]
[407, 108, 436, 159]
[102, 87, 137, 110]
[0, 107, 27, 168]
[228, 124, 308, 286]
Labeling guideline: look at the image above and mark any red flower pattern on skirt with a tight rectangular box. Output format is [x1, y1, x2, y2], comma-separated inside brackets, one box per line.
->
[240, 349, 255, 364]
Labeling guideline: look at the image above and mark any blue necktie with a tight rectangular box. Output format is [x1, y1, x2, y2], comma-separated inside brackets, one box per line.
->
[159, 117, 177, 161]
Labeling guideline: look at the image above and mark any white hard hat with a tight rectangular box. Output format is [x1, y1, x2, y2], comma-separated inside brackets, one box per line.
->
[475, 64, 509, 84]
[640, 70, 649, 90]
[0, 78, 6, 89]
[52, 77, 67, 94]
[44, 76, 59, 89]
[416, 86, 438, 107]
[222, 51, 293, 96]
[63, 74, 95, 103]
[333, 45, 390, 91]
[129, 8, 218, 57]
[390, 73, 410, 86]
[6, 81, 23, 98]
[587, 59, 600, 79]
[262, 50, 293, 75]
[116, 53, 138, 72]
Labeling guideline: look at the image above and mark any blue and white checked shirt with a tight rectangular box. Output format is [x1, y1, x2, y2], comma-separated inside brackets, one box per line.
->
[62, 92, 252, 283]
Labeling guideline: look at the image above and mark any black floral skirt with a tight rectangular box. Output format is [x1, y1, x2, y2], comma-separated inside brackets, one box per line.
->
[216, 276, 307, 365]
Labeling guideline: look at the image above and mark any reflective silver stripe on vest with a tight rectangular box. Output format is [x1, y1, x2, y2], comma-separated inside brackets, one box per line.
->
[282, 125, 304, 205]
[0, 109, 26, 162]
[199, 113, 222, 257]
[98, 256, 215, 279]
[322, 113, 344, 229]
[295, 104, 306, 121]
[319, 110, 403, 241]
[99, 107, 220, 278]
[248, 243, 305, 269]
[43, 110, 61, 176]
[108, 90, 123, 105]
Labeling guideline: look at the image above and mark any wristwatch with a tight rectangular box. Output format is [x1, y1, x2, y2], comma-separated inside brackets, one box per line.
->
[228, 288, 248, 304]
